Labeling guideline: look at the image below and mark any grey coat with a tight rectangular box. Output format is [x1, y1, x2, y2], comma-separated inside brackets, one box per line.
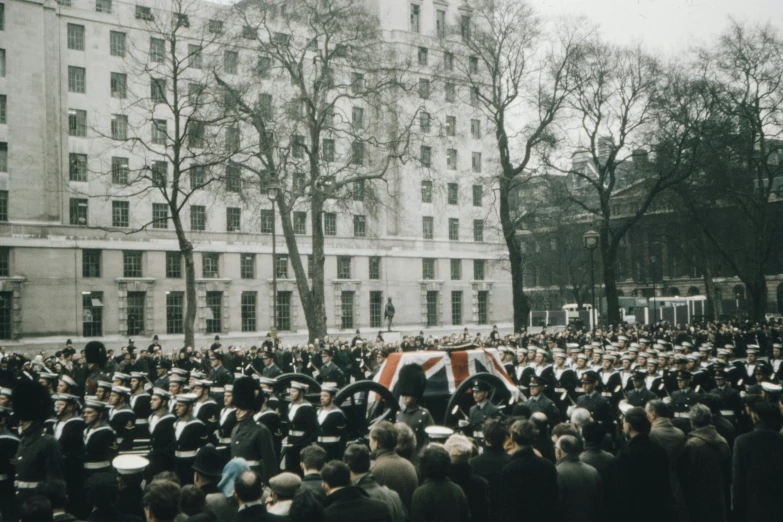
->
[556, 455, 603, 522]
[681, 425, 731, 522]
[354, 472, 407, 522]
[650, 418, 688, 522]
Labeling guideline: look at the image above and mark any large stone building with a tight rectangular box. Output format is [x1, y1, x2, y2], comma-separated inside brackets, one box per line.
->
[0, 0, 512, 347]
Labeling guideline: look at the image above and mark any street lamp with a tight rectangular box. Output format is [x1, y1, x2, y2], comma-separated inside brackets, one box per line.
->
[583, 229, 599, 331]
[265, 179, 282, 335]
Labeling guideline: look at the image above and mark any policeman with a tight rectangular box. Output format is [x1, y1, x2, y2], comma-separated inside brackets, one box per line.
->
[129, 372, 151, 447]
[82, 399, 118, 478]
[192, 380, 220, 441]
[52, 393, 85, 516]
[173, 393, 208, 485]
[575, 371, 613, 426]
[207, 352, 233, 400]
[626, 369, 658, 407]
[396, 364, 434, 450]
[261, 351, 283, 379]
[216, 384, 236, 463]
[254, 384, 284, 461]
[468, 380, 502, 443]
[107, 385, 136, 451]
[231, 377, 277, 482]
[317, 348, 346, 387]
[523, 375, 561, 426]
[282, 381, 319, 474]
[147, 388, 176, 480]
[671, 370, 700, 417]
[317, 383, 347, 461]
[0, 405, 19, 522]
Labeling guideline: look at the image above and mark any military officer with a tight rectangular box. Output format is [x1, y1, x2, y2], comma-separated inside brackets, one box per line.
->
[712, 369, 742, 421]
[231, 377, 278, 482]
[147, 388, 176, 480]
[129, 372, 151, 447]
[626, 369, 658, 407]
[575, 371, 613, 426]
[173, 393, 208, 485]
[107, 385, 136, 452]
[153, 360, 171, 390]
[670, 370, 700, 417]
[316, 348, 346, 387]
[192, 379, 220, 440]
[283, 381, 319, 474]
[207, 352, 233, 400]
[216, 384, 237, 463]
[396, 364, 435, 450]
[82, 399, 118, 478]
[523, 375, 561, 426]
[316, 383, 347, 461]
[261, 351, 283, 379]
[468, 379, 502, 443]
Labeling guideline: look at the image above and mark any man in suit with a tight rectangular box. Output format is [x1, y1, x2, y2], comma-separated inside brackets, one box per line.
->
[230, 472, 266, 522]
[322, 460, 392, 522]
[468, 380, 502, 443]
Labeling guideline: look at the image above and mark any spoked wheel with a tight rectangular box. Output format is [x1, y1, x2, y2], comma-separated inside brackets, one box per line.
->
[443, 372, 512, 427]
[273, 373, 322, 419]
[335, 380, 401, 443]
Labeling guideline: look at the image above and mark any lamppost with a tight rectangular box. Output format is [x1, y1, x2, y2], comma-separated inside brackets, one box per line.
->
[583, 229, 599, 331]
[266, 179, 282, 335]
[651, 255, 657, 323]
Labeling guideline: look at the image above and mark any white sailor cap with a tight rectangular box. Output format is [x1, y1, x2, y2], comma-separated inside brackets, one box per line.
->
[175, 393, 199, 404]
[112, 455, 149, 476]
[425, 426, 454, 440]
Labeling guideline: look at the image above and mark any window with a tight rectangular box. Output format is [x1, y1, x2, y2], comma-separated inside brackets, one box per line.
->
[206, 291, 222, 334]
[410, 3, 420, 33]
[333, 256, 351, 279]
[353, 215, 366, 237]
[0, 95, 5, 124]
[341, 291, 355, 329]
[69, 198, 88, 225]
[293, 172, 306, 193]
[112, 157, 128, 184]
[469, 56, 479, 75]
[68, 24, 85, 50]
[150, 37, 165, 62]
[472, 152, 482, 173]
[291, 135, 305, 159]
[352, 106, 364, 130]
[68, 109, 86, 137]
[136, 5, 154, 21]
[450, 259, 461, 280]
[83, 250, 101, 277]
[420, 145, 432, 168]
[461, 15, 471, 41]
[82, 292, 103, 337]
[226, 165, 241, 192]
[426, 290, 438, 326]
[242, 25, 255, 39]
[111, 114, 128, 140]
[473, 220, 484, 242]
[188, 120, 204, 148]
[69, 153, 87, 182]
[418, 47, 428, 66]
[257, 56, 271, 77]
[0, 191, 6, 222]
[324, 212, 337, 236]
[96, 0, 112, 13]
[261, 209, 274, 233]
[322, 139, 335, 162]
[188, 44, 202, 69]
[112, 201, 129, 227]
[152, 119, 167, 145]
[225, 127, 240, 153]
[227, 207, 241, 232]
[351, 141, 364, 165]
[208, 19, 223, 34]
[448, 183, 459, 205]
[470, 87, 479, 107]
[451, 291, 462, 325]
[175, 13, 190, 28]
[294, 211, 307, 234]
[472, 185, 483, 206]
[166, 251, 181, 278]
[369, 257, 381, 280]
[437, 10, 446, 38]
[223, 50, 238, 74]
[351, 72, 365, 93]
[123, 251, 142, 277]
[449, 218, 459, 241]
[152, 203, 168, 229]
[273, 32, 291, 46]
[352, 179, 365, 201]
[202, 252, 219, 278]
[474, 259, 485, 280]
[190, 164, 204, 188]
[275, 254, 288, 278]
[151, 78, 167, 103]
[478, 291, 489, 324]
[422, 216, 433, 239]
[166, 292, 184, 334]
[1, 143, 9, 172]
[418, 79, 430, 99]
[445, 82, 455, 102]
[446, 116, 456, 136]
[68, 66, 86, 93]
[241, 254, 255, 279]
[447, 150, 457, 170]
[258, 94, 273, 118]
[241, 292, 257, 332]
[421, 180, 432, 203]
[110, 31, 126, 57]
[127, 292, 145, 335]
[370, 291, 383, 328]
[110, 72, 127, 98]
[0, 49, 4, 77]
[277, 291, 291, 330]
[471, 119, 481, 139]
[151, 161, 167, 187]
[191, 205, 206, 230]
[419, 111, 430, 133]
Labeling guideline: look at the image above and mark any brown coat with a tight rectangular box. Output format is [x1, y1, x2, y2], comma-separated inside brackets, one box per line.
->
[681, 425, 731, 522]
[371, 448, 419, 513]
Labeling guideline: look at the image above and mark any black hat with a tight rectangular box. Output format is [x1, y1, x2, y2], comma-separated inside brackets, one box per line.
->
[66, 339, 73, 345]
[84, 340, 108, 367]
[397, 364, 426, 399]
[157, 359, 172, 370]
[471, 380, 492, 393]
[322, 347, 335, 357]
[12, 378, 53, 422]
[676, 370, 692, 380]
[754, 363, 771, 376]
[581, 371, 600, 384]
[632, 369, 648, 380]
[529, 375, 547, 387]
[192, 445, 223, 477]
[153, 335, 159, 341]
[232, 376, 259, 411]
[714, 369, 728, 380]
[214, 335, 221, 341]
[63, 347, 76, 356]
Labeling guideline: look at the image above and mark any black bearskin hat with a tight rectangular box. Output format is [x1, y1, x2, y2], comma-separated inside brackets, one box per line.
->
[12, 378, 53, 422]
[397, 363, 427, 399]
[233, 376, 260, 411]
[84, 340, 108, 367]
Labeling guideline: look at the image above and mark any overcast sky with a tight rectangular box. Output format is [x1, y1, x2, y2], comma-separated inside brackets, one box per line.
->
[528, 0, 783, 54]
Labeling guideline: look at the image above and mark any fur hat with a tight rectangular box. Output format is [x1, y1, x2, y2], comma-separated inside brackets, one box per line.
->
[232, 376, 260, 411]
[84, 340, 108, 367]
[397, 363, 427, 399]
[12, 378, 53, 422]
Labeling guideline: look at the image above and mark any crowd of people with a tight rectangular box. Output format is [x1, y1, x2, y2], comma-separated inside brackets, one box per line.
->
[1, 317, 783, 522]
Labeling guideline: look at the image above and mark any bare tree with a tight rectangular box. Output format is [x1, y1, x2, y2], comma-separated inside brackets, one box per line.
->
[217, 0, 413, 340]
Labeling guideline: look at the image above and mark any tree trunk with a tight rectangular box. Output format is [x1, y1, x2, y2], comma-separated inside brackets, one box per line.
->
[499, 174, 529, 332]
[600, 226, 620, 325]
[747, 268, 768, 322]
[307, 195, 327, 342]
[702, 264, 719, 321]
[172, 212, 196, 348]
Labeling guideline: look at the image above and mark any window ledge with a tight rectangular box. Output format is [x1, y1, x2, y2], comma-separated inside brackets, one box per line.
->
[115, 277, 156, 283]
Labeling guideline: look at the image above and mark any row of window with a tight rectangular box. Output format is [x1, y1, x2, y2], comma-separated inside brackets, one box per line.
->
[422, 181, 483, 206]
[420, 113, 481, 139]
[419, 147, 482, 172]
[418, 78, 480, 106]
[409, 3, 472, 42]
[414, 46, 480, 75]
[423, 217, 484, 242]
[76, 249, 488, 281]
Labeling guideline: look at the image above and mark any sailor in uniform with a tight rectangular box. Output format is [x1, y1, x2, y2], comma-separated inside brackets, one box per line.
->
[94, 380, 113, 403]
[52, 393, 85, 516]
[56, 375, 79, 396]
[147, 388, 176, 480]
[82, 399, 117, 479]
[551, 350, 578, 416]
[513, 348, 533, 387]
[216, 384, 237, 464]
[468, 380, 502, 443]
[167, 374, 187, 412]
[282, 381, 319, 474]
[129, 372, 151, 448]
[173, 393, 208, 485]
[316, 383, 347, 461]
[192, 379, 220, 442]
[254, 383, 284, 461]
[645, 360, 667, 398]
[107, 385, 136, 452]
[231, 377, 278, 482]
